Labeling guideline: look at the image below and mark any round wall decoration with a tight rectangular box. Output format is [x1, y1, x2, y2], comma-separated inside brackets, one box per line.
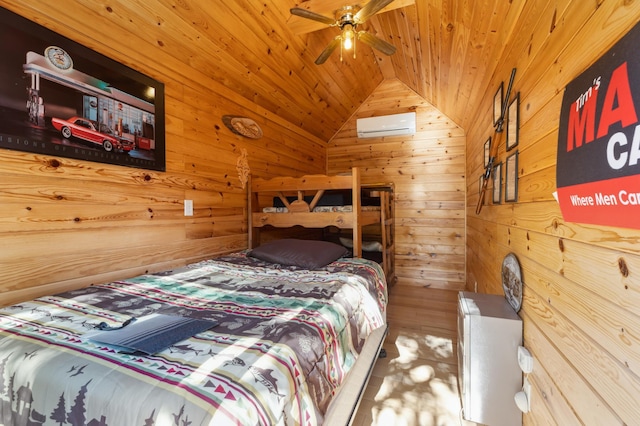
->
[502, 253, 523, 312]
[222, 115, 263, 139]
[44, 46, 73, 71]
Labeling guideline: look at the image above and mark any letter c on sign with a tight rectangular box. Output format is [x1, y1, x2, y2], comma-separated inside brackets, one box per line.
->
[607, 132, 628, 170]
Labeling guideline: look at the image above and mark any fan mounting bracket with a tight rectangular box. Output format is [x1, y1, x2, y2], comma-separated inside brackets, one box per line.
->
[335, 5, 361, 27]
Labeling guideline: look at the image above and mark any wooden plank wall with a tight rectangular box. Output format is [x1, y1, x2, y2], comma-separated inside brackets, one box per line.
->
[0, 3, 325, 307]
[466, 1, 640, 423]
[327, 78, 466, 290]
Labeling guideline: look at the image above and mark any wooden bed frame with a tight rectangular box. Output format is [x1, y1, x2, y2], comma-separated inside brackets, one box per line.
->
[248, 167, 395, 284]
[324, 323, 388, 425]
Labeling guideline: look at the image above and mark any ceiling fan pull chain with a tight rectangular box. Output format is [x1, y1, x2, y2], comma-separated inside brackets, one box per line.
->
[353, 33, 357, 59]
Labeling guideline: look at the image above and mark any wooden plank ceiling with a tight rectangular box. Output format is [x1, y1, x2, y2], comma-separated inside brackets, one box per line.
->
[23, 0, 519, 141]
[284, 0, 519, 139]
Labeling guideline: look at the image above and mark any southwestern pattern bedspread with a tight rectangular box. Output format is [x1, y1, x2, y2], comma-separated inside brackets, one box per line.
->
[0, 253, 386, 426]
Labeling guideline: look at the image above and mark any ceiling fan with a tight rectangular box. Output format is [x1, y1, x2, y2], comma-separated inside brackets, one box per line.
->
[290, 0, 397, 65]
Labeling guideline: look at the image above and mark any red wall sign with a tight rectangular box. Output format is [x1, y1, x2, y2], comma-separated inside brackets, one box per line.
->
[557, 22, 640, 229]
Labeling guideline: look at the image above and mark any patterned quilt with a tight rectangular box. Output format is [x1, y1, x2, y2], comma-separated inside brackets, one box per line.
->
[0, 252, 386, 426]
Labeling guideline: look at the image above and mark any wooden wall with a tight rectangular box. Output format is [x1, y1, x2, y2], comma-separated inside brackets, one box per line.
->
[328, 78, 466, 290]
[466, 1, 640, 424]
[0, 3, 326, 307]
[5, 1, 640, 422]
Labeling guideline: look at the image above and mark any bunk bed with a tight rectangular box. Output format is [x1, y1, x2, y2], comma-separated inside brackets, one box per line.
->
[0, 248, 388, 425]
[249, 167, 395, 285]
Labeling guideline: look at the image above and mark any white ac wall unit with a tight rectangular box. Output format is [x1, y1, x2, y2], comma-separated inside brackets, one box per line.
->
[356, 112, 416, 138]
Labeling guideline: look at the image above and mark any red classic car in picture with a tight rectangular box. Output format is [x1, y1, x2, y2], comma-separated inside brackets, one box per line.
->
[51, 116, 135, 152]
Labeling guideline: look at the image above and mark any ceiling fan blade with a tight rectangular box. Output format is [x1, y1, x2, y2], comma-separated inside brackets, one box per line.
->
[315, 37, 341, 65]
[354, 0, 395, 23]
[290, 7, 336, 26]
[358, 31, 396, 55]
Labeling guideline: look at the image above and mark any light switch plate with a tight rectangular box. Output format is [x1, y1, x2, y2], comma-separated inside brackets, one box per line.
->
[184, 200, 193, 216]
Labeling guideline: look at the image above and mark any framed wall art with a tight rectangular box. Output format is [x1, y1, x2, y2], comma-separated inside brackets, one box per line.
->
[493, 162, 502, 204]
[484, 136, 491, 168]
[493, 82, 503, 126]
[0, 7, 166, 171]
[506, 92, 520, 151]
[505, 151, 519, 202]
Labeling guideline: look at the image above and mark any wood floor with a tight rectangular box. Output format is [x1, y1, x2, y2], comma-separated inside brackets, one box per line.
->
[353, 286, 466, 426]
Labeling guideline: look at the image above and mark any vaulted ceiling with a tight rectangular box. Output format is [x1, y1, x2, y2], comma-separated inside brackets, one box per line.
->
[11, 0, 524, 141]
[235, 0, 520, 140]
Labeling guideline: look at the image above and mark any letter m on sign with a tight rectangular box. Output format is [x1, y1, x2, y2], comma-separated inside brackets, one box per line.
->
[567, 89, 597, 152]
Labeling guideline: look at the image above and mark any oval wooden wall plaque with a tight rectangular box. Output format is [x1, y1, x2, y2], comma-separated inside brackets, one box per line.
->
[222, 115, 263, 139]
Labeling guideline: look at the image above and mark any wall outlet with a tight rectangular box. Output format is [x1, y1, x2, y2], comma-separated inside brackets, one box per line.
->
[518, 345, 534, 373]
[184, 200, 193, 216]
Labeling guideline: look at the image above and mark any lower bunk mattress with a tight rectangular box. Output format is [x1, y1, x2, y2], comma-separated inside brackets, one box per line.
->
[0, 252, 387, 426]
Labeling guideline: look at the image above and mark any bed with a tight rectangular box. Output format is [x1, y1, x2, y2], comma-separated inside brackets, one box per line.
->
[0, 243, 387, 426]
[249, 167, 395, 285]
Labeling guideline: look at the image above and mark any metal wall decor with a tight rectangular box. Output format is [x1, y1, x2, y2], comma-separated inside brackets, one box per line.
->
[477, 68, 516, 215]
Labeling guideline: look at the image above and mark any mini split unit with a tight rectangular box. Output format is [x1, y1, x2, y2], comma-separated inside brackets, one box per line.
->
[356, 112, 416, 138]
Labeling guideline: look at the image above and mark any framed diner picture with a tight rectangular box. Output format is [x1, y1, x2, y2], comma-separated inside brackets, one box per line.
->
[0, 7, 166, 171]
[505, 151, 519, 202]
[493, 162, 502, 204]
[506, 92, 520, 151]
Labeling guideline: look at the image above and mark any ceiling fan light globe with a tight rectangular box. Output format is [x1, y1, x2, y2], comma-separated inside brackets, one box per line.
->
[342, 24, 355, 50]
